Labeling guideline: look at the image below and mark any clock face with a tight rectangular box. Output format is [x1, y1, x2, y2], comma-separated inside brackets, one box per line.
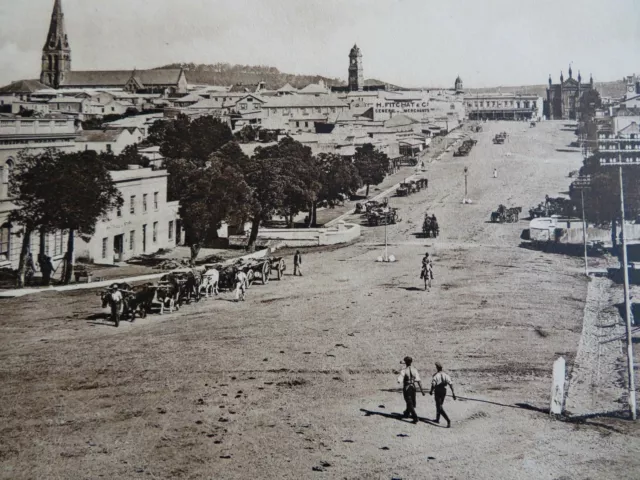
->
[629, 85, 635, 93]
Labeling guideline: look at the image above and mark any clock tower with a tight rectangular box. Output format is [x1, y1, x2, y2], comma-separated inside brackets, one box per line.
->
[348, 44, 363, 92]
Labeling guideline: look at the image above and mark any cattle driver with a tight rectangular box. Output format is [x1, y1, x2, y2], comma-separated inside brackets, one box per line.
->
[397, 356, 425, 424]
[234, 269, 248, 302]
[109, 283, 124, 323]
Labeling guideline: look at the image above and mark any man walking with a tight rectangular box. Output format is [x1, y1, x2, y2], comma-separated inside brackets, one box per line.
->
[293, 250, 302, 276]
[234, 270, 248, 302]
[493, 168, 498, 179]
[397, 356, 425, 424]
[421, 252, 433, 291]
[429, 361, 456, 428]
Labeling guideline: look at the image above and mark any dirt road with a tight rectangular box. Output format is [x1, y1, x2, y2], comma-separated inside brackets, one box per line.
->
[1, 121, 638, 480]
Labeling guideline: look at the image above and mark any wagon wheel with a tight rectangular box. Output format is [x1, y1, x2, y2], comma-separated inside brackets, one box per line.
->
[262, 261, 270, 285]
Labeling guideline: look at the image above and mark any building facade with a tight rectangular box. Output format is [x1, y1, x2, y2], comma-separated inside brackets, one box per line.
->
[464, 93, 543, 121]
[76, 168, 180, 265]
[348, 44, 364, 92]
[545, 66, 595, 120]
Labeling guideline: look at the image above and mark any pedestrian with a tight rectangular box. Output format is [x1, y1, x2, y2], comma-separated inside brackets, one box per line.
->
[108, 283, 123, 326]
[397, 356, 425, 424]
[25, 252, 36, 285]
[234, 270, 248, 302]
[429, 361, 456, 428]
[420, 252, 433, 291]
[38, 254, 54, 286]
[493, 168, 498, 178]
[293, 250, 302, 276]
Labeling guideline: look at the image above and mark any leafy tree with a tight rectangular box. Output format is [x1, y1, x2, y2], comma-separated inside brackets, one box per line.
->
[179, 159, 251, 263]
[99, 144, 149, 170]
[234, 125, 259, 144]
[158, 114, 233, 164]
[253, 137, 321, 227]
[146, 119, 169, 146]
[244, 156, 286, 251]
[317, 153, 362, 204]
[579, 89, 602, 122]
[353, 143, 390, 197]
[9, 149, 122, 286]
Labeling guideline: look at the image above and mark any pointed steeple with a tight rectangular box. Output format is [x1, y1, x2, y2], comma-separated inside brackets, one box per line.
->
[568, 64, 572, 79]
[41, 0, 71, 88]
[548, 74, 552, 87]
[578, 70, 582, 83]
[560, 71, 564, 83]
[590, 73, 594, 88]
[43, 0, 68, 50]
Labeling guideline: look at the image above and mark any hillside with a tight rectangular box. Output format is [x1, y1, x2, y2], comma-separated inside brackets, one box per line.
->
[156, 62, 346, 89]
[466, 80, 627, 99]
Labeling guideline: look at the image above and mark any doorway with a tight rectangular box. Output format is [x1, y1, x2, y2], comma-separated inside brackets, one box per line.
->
[113, 234, 124, 263]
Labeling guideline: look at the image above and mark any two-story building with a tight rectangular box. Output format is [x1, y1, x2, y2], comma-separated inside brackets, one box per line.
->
[0, 114, 78, 270]
[76, 167, 180, 265]
[464, 93, 543, 121]
[260, 95, 349, 132]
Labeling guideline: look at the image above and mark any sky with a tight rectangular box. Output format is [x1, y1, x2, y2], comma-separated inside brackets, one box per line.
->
[0, 0, 639, 88]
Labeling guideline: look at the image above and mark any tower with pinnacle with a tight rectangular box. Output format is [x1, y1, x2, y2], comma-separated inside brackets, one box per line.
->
[348, 44, 363, 92]
[40, 0, 71, 88]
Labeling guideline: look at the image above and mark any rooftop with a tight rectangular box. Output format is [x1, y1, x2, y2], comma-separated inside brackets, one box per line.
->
[76, 128, 129, 143]
[110, 168, 169, 182]
[61, 69, 183, 88]
[0, 79, 49, 94]
[262, 95, 348, 108]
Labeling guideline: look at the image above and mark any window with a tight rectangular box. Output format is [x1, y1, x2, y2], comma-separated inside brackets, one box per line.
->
[106, 144, 112, 153]
[296, 121, 300, 127]
[168, 221, 174, 241]
[153, 222, 158, 243]
[102, 237, 108, 259]
[54, 231, 64, 256]
[240, 103, 247, 110]
[154, 192, 159, 210]
[129, 230, 135, 251]
[116, 205, 122, 217]
[0, 226, 10, 260]
[130, 195, 135, 214]
[305, 122, 309, 128]
[143, 194, 148, 213]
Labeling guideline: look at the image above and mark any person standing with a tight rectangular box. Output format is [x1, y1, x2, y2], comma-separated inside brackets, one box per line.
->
[108, 284, 123, 327]
[429, 361, 456, 428]
[397, 356, 425, 424]
[39, 254, 54, 286]
[493, 168, 498, 179]
[421, 253, 433, 291]
[293, 250, 302, 276]
[234, 270, 248, 302]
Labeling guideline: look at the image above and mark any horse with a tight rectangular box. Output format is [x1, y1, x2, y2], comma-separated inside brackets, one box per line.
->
[420, 263, 433, 292]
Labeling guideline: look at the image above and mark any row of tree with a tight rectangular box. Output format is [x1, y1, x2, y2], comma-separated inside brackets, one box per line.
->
[153, 115, 389, 261]
[8, 115, 391, 286]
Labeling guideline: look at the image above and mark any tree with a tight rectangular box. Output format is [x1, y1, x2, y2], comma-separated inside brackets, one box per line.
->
[353, 143, 390, 197]
[9, 149, 122, 287]
[98, 144, 149, 170]
[179, 159, 251, 263]
[253, 137, 321, 228]
[234, 125, 259, 144]
[158, 114, 233, 164]
[579, 89, 602, 122]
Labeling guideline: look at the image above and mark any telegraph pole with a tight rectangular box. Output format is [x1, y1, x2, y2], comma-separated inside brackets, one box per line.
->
[573, 175, 591, 276]
[600, 154, 637, 420]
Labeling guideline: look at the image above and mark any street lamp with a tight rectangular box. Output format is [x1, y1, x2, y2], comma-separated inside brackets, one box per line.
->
[572, 175, 591, 276]
[599, 154, 639, 420]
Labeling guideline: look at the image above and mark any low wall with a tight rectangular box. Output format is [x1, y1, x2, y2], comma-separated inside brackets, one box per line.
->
[530, 220, 640, 244]
[230, 222, 360, 248]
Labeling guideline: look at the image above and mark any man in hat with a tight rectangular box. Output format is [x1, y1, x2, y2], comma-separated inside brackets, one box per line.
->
[397, 356, 425, 424]
[108, 283, 124, 325]
[429, 361, 456, 428]
[421, 253, 433, 291]
[293, 250, 302, 276]
[234, 270, 248, 302]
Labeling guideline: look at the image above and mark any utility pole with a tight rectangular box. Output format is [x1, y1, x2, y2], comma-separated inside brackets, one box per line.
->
[600, 153, 637, 420]
[573, 175, 591, 276]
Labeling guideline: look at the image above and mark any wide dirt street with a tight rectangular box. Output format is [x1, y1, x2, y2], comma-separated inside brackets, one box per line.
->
[1, 121, 639, 480]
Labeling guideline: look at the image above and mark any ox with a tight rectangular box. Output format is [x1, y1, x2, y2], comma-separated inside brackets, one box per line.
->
[199, 268, 219, 298]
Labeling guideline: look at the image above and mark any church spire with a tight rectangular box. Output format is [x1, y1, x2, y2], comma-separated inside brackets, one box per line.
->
[41, 0, 71, 88]
[568, 64, 573, 79]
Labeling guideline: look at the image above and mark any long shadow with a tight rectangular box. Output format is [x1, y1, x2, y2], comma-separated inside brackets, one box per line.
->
[402, 287, 425, 292]
[87, 313, 110, 321]
[360, 409, 443, 428]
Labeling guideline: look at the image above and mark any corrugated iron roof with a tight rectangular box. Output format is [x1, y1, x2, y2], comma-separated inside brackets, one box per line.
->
[61, 69, 183, 87]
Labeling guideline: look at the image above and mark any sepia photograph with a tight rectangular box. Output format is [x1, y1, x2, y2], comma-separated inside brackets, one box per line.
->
[0, 0, 639, 478]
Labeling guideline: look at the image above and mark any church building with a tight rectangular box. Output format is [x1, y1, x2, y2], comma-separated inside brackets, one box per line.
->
[544, 66, 594, 120]
[39, 0, 187, 95]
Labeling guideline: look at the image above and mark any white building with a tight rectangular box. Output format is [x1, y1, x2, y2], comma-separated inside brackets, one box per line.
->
[77, 167, 180, 265]
[75, 127, 143, 155]
[464, 93, 543, 121]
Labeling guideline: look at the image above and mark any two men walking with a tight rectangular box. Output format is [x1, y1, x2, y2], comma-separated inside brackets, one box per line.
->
[396, 357, 456, 427]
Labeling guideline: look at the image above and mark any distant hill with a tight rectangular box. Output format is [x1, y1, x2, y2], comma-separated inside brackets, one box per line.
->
[156, 62, 346, 89]
[466, 80, 627, 99]
[155, 62, 400, 90]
